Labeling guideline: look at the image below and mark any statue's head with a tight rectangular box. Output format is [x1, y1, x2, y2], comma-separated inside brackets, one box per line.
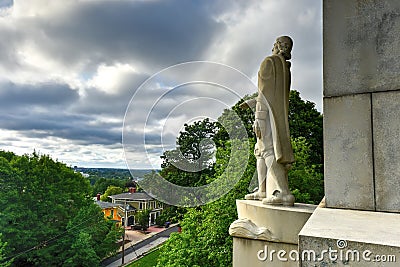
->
[272, 36, 293, 60]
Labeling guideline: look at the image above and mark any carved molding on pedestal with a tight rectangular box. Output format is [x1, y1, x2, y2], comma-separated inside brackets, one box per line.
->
[229, 218, 280, 242]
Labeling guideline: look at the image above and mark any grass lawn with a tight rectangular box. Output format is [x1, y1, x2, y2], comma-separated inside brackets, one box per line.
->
[126, 248, 161, 267]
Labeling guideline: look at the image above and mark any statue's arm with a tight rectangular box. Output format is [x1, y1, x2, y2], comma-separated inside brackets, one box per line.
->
[258, 57, 274, 82]
[239, 98, 257, 110]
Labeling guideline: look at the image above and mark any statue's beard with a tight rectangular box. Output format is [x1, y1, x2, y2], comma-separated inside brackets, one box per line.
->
[279, 50, 291, 60]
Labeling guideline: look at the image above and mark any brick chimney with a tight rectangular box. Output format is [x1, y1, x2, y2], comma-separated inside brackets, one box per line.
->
[96, 193, 101, 201]
[128, 187, 136, 193]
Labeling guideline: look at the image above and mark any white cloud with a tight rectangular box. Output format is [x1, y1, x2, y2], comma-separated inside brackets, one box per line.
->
[0, 129, 126, 168]
[12, 0, 76, 18]
[86, 63, 138, 94]
[298, 8, 318, 26]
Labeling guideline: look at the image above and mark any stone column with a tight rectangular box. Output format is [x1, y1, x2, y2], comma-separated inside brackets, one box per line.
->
[299, 1, 400, 266]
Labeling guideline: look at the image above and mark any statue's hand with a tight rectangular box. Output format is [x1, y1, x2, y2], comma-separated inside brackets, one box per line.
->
[239, 102, 249, 110]
[239, 98, 256, 110]
[253, 119, 261, 138]
[284, 164, 292, 171]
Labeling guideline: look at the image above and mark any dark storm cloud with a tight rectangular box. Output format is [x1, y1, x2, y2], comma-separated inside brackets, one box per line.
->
[0, 81, 79, 108]
[0, 0, 12, 8]
[0, 25, 21, 70]
[0, 107, 121, 145]
[71, 73, 149, 116]
[0, 80, 122, 145]
[0, 75, 182, 148]
[21, 0, 225, 71]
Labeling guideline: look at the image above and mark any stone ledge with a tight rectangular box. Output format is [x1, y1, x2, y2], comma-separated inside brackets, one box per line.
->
[299, 207, 400, 246]
[234, 200, 316, 245]
[299, 206, 400, 266]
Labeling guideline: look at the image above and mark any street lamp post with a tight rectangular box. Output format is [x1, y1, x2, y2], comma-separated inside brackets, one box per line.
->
[121, 203, 129, 266]
[121, 227, 125, 266]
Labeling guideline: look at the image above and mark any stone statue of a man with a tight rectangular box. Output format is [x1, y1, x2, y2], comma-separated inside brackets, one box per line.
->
[241, 36, 295, 206]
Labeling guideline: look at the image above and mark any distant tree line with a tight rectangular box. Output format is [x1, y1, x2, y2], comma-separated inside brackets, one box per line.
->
[83, 168, 152, 199]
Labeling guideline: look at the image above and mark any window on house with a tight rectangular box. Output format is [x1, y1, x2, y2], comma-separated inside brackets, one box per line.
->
[110, 210, 114, 218]
[139, 202, 143, 210]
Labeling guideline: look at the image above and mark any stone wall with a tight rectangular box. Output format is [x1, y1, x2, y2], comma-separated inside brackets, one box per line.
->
[323, 0, 400, 212]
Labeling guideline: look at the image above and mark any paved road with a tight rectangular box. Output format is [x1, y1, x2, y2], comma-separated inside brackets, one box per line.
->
[101, 225, 179, 267]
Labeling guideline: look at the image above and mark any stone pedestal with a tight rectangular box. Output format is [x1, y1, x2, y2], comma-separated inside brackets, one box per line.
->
[229, 200, 315, 267]
[299, 204, 400, 266]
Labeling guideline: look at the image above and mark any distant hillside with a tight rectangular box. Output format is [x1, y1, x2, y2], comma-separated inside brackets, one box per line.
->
[74, 167, 156, 180]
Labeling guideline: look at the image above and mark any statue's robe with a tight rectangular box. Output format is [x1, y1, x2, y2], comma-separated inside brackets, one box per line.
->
[257, 54, 294, 165]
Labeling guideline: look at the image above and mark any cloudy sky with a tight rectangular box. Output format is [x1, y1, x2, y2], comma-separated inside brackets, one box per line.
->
[0, 0, 322, 169]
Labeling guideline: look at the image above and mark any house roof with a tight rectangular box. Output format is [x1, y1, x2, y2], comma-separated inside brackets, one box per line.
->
[95, 201, 122, 209]
[108, 192, 155, 201]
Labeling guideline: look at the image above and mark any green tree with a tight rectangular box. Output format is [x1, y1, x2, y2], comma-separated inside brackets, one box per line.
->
[0, 234, 12, 267]
[156, 98, 255, 266]
[136, 209, 151, 231]
[288, 90, 323, 167]
[60, 204, 122, 265]
[155, 206, 184, 226]
[157, 135, 256, 267]
[160, 118, 220, 187]
[63, 232, 100, 267]
[0, 151, 121, 266]
[100, 185, 124, 202]
[288, 137, 324, 204]
[214, 93, 256, 146]
[92, 177, 126, 196]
